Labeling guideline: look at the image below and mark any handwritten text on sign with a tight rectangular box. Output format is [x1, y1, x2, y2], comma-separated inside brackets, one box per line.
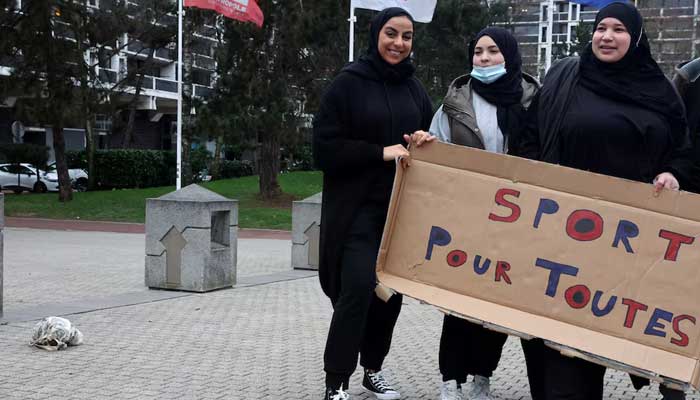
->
[424, 187, 697, 348]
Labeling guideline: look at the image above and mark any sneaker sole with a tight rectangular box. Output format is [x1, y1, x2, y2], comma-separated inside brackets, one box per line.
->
[362, 387, 400, 400]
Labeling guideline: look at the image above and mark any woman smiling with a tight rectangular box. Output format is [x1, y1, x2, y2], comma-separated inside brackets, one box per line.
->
[313, 7, 433, 400]
[518, 2, 692, 399]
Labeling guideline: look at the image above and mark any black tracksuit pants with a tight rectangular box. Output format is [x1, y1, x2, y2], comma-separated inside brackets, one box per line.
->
[521, 338, 605, 400]
[324, 202, 403, 390]
[439, 314, 508, 384]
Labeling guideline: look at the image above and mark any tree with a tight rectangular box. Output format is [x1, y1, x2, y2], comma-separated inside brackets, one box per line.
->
[0, 0, 87, 201]
[216, 0, 311, 199]
[70, 0, 131, 191]
[0, 0, 179, 195]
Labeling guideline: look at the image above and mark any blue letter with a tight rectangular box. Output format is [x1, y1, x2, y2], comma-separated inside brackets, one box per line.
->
[535, 258, 579, 297]
[473, 255, 491, 275]
[426, 226, 452, 260]
[612, 220, 639, 254]
[533, 198, 559, 229]
[591, 291, 617, 317]
[644, 308, 674, 337]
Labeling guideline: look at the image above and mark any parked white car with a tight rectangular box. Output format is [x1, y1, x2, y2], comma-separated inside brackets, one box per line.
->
[44, 162, 89, 192]
[0, 163, 59, 193]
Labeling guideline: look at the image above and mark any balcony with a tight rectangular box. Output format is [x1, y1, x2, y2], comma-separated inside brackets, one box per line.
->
[193, 54, 215, 70]
[98, 68, 118, 84]
[120, 74, 177, 94]
[155, 77, 177, 93]
[193, 84, 213, 99]
[127, 40, 147, 55]
[154, 47, 175, 61]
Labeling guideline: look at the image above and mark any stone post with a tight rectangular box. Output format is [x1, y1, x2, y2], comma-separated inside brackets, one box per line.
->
[291, 192, 322, 270]
[145, 184, 237, 292]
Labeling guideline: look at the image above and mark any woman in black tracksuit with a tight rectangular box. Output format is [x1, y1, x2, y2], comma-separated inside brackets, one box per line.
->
[313, 7, 433, 400]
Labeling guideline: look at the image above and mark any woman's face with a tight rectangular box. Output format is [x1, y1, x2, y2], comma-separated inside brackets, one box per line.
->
[592, 17, 631, 63]
[472, 35, 505, 67]
[377, 16, 414, 65]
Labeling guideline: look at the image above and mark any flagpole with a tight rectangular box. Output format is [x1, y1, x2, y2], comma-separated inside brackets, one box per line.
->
[176, 0, 183, 190]
[348, 6, 356, 62]
[545, 0, 554, 71]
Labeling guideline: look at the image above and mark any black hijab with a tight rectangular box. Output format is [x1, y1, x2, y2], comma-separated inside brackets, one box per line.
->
[468, 27, 528, 150]
[579, 2, 686, 143]
[358, 7, 416, 83]
[469, 27, 524, 106]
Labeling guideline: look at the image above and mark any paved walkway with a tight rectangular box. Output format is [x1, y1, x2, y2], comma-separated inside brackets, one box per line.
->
[0, 222, 697, 399]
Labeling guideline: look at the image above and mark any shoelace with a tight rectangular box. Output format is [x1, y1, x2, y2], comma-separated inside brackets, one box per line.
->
[330, 386, 349, 400]
[369, 372, 394, 392]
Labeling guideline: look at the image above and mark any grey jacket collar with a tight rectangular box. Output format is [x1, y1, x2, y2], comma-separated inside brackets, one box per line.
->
[442, 72, 540, 114]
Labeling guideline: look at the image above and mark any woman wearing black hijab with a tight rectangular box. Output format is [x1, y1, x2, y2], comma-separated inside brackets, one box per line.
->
[412, 27, 540, 400]
[518, 2, 692, 399]
[313, 7, 433, 400]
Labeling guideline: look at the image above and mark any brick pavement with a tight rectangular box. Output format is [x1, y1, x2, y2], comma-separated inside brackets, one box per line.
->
[0, 225, 697, 399]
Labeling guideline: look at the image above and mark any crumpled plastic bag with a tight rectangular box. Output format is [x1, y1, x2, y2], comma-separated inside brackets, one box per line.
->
[30, 317, 84, 351]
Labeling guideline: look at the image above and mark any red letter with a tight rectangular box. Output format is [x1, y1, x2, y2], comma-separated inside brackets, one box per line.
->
[658, 230, 695, 261]
[566, 210, 604, 241]
[446, 250, 467, 268]
[671, 315, 697, 347]
[564, 285, 591, 309]
[622, 298, 649, 328]
[495, 261, 512, 284]
[488, 189, 521, 223]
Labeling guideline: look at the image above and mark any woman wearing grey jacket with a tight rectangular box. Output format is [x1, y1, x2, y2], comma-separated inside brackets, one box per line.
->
[413, 27, 539, 400]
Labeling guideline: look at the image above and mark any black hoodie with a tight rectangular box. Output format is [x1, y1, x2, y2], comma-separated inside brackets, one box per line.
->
[312, 10, 433, 301]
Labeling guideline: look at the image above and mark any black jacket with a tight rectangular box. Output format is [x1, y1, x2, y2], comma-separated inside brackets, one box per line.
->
[313, 62, 433, 302]
[519, 57, 693, 188]
[673, 59, 700, 192]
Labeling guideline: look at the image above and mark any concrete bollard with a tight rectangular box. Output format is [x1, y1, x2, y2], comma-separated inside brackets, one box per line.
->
[145, 184, 238, 292]
[291, 192, 321, 270]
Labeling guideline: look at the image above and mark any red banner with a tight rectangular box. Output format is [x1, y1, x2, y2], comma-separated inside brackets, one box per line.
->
[184, 0, 263, 27]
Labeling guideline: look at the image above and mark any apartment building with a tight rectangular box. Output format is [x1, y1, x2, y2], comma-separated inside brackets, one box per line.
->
[0, 0, 218, 159]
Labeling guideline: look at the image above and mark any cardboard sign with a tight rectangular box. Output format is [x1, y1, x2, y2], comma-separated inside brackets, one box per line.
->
[377, 142, 700, 388]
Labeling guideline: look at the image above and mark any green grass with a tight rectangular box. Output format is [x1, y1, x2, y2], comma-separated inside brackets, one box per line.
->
[4, 171, 323, 230]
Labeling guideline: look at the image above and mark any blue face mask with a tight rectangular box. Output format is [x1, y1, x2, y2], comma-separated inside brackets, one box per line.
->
[471, 63, 507, 84]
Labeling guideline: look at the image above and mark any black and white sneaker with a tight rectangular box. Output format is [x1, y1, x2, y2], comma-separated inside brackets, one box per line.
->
[324, 386, 350, 400]
[362, 369, 401, 400]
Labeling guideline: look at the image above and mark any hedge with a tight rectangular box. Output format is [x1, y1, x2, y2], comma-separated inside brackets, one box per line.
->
[65, 149, 255, 189]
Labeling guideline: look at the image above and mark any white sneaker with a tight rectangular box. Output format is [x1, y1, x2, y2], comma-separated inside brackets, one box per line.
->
[440, 380, 464, 400]
[325, 385, 350, 400]
[468, 376, 493, 400]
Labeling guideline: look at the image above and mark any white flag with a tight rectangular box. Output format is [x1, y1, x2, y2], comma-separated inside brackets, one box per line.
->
[351, 0, 437, 23]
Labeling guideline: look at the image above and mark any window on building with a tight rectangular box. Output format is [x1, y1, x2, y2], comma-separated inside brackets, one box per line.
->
[191, 69, 211, 87]
[95, 114, 112, 133]
[88, 0, 99, 8]
[128, 58, 160, 77]
[514, 25, 539, 36]
[541, 26, 548, 40]
[542, 5, 549, 21]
